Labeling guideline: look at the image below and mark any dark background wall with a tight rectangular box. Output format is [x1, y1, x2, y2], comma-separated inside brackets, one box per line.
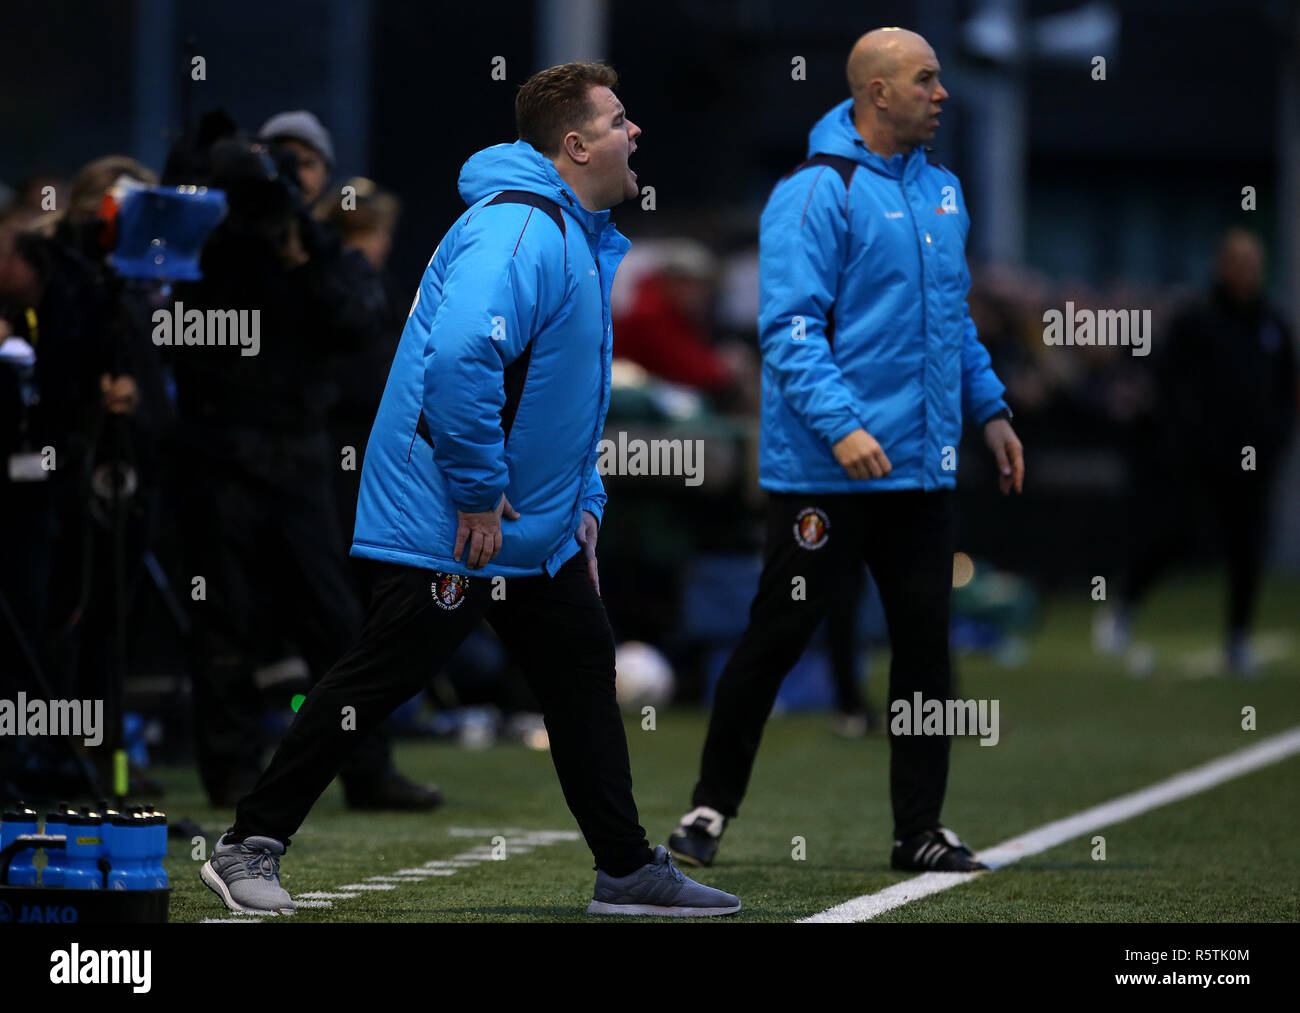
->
[2, 0, 1288, 299]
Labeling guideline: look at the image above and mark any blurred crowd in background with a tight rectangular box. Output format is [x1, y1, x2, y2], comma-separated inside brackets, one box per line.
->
[2, 0, 1298, 806]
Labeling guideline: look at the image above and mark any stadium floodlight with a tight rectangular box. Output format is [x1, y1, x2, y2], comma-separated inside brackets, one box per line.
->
[962, 1, 1119, 66]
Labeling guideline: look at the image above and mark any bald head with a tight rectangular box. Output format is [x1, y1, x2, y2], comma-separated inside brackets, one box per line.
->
[847, 28, 933, 100]
[845, 28, 948, 159]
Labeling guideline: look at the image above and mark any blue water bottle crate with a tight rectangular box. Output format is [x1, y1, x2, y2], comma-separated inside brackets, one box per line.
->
[0, 806, 169, 924]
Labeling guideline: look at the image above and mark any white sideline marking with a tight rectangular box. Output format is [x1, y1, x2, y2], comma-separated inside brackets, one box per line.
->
[448, 826, 523, 836]
[241, 827, 578, 921]
[802, 725, 1300, 923]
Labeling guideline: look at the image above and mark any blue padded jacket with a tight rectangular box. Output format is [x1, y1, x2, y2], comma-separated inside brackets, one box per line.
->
[351, 140, 629, 577]
[758, 98, 1007, 492]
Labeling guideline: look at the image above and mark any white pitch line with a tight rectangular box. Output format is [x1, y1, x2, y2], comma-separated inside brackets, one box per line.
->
[448, 826, 525, 837]
[297, 891, 360, 899]
[261, 828, 575, 919]
[802, 725, 1300, 923]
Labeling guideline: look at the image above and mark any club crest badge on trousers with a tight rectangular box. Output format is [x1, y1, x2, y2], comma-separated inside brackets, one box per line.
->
[432, 572, 469, 610]
[793, 507, 830, 550]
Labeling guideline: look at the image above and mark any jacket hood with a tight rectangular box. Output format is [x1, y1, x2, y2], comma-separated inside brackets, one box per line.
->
[458, 139, 610, 237]
[806, 97, 926, 179]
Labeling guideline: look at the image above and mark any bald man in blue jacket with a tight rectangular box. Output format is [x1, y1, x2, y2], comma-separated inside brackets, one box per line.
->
[670, 29, 1024, 874]
[202, 63, 740, 919]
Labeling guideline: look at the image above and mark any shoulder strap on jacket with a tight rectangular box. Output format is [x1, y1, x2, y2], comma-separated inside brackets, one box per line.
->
[784, 152, 857, 189]
[486, 189, 566, 237]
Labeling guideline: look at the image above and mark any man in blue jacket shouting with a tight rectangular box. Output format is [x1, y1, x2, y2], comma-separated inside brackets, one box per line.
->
[202, 62, 740, 918]
[670, 29, 1024, 873]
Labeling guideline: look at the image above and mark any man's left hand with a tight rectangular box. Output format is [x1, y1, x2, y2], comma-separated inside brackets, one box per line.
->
[984, 416, 1024, 495]
[576, 510, 600, 595]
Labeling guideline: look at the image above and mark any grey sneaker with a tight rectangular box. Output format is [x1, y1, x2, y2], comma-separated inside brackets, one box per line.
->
[587, 845, 741, 917]
[201, 834, 296, 915]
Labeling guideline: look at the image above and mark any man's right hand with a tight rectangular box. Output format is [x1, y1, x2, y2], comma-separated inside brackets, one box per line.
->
[453, 493, 520, 569]
[832, 428, 892, 480]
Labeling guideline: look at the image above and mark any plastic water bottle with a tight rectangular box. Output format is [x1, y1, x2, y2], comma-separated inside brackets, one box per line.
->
[85, 806, 112, 886]
[41, 805, 73, 887]
[105, 811, 149, 891]
[142, 805, 168, 888]
[100, 808, 120, 876]
[1, 804, 40, 886]
[62, 811, 104, 889]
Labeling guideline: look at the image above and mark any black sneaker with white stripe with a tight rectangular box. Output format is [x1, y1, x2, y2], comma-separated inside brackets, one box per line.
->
[667, 806, 728, 868]
[891, 826, 988, 872]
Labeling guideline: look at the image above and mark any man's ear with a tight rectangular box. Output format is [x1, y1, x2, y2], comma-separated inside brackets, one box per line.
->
[561, 129, 589, 166]
[869, 78, 889, 111]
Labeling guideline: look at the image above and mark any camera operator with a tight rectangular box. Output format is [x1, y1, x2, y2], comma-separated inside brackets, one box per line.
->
[167, 134, 440, 809]
[258, 110, 332, 210]
[0, 216, 139, 794]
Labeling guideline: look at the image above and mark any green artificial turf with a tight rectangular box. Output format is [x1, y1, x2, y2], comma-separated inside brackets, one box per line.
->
[161, 573, 1299, 923]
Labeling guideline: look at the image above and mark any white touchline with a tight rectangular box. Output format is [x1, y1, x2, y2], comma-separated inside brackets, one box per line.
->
[801, 725, 1300, 924]
[276, 828, 580, 919]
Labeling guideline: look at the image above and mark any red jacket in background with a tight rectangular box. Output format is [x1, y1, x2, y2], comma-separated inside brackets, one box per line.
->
[614, 274, 729, 391]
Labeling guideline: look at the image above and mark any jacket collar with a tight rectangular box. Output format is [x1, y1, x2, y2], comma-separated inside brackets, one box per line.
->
[459, 139, 621, 243]
[808, 97, 932, 182]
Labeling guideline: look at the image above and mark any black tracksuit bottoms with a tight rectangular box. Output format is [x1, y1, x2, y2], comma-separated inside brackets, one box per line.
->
[691, 489, 955, 841]
[229, 551, 655, 876]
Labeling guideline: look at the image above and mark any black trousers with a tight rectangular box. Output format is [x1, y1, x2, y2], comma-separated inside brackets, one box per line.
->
[230, 551, 655, 876]
[826, 564, 866, 714]
[692, 490, 955, 840]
